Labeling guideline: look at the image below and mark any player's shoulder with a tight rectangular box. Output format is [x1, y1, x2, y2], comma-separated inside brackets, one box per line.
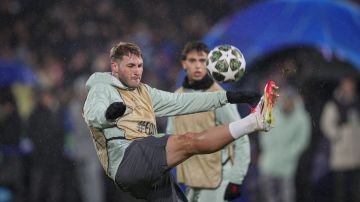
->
[208, 82, 224, 92]
[174, 86, 184, 93]
[86, 83, 118, 99]
[90, 82, 113, 91]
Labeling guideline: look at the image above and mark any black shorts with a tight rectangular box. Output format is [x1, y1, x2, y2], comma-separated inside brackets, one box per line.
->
[115, 135, 187, 202]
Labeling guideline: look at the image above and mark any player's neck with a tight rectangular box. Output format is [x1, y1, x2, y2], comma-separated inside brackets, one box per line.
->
[183, 74, 214, 90]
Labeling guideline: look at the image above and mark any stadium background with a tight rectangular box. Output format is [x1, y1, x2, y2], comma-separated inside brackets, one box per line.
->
[1, 0, 360, 201]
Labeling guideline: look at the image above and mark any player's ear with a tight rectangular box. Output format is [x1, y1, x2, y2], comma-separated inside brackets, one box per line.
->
[111, 62, 118, 72]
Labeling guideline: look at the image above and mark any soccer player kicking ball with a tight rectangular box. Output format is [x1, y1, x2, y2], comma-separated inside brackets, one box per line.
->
[83, 42, 279, 202]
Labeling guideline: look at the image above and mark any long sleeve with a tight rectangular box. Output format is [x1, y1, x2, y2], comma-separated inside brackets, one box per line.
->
[146, 85, 228, 117]
[230, 136, 250, 184]
[83, 83, 121, 128]
[215, 104, 250, 185]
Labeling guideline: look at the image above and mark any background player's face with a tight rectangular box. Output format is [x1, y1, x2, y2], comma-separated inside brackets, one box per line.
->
[114, 54, 143, 88]
[182, 50, 208, 83]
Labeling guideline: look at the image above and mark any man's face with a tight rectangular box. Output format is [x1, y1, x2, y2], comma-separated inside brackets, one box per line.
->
[113, 54, 143, 88]
[182, 50, 208, 83]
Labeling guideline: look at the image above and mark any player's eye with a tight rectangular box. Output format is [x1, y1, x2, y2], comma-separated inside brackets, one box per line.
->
[199, 59, 206, 63]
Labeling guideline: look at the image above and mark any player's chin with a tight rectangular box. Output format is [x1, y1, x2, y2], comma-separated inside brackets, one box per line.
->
[129, 80, 141, 88]
[193, 75, 206, 80]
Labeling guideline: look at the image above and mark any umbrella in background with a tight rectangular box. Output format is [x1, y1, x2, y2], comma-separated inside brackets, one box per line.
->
[177, 0, 360, 87]
[204, 0, 360, 71]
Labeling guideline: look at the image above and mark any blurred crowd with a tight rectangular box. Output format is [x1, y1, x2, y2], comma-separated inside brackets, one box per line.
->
[1, 0, 360, 202]
[0, 0, 246, 91]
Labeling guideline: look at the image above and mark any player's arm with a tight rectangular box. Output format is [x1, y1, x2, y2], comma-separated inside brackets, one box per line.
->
[146, 85, 259, 117]
[217, 104, 250, 180]
[223, 135, 250, 200]
[227, 134, 250, 184]
[216, 104, 250, 200]
[83, 83, 122, 128]
[216, 104, 251, 164]
[226, 91, 260, 106]
[146, 85, 228, 116]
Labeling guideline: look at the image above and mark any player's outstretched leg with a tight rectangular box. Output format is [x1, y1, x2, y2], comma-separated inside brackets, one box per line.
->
[166, 81, 279, 168]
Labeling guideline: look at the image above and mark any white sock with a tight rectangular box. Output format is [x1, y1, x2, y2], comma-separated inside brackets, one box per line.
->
[229, 113, 258, 139]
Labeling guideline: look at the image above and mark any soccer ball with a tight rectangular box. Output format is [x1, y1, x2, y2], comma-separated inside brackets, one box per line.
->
[206, 45, 246, 83]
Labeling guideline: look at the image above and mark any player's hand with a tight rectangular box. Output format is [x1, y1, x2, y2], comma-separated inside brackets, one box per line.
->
[224, 183, 242, 200]
[105, 102, 126, 120]
[226, 91, 261, 105]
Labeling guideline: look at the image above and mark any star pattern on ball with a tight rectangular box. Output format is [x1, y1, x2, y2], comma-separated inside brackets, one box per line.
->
[218, 49, 238, 64]
[207, 45, 246, 83]
[218, 49, 238, 80]
[221, 66, 238, 81]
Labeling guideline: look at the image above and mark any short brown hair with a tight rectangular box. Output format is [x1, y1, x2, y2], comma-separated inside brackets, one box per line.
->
[110, 42, 143, 62]
[181, 41, 209, 61]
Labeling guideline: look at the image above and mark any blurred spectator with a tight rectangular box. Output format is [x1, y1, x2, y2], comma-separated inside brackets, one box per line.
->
[66, 50, 91, 85]
[0, 87, 24, 202]
[68, 76, 105, 202]
[258, 86, 311, 202]
[27, 88, 66, 202]
[320, 76, 360, 202]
